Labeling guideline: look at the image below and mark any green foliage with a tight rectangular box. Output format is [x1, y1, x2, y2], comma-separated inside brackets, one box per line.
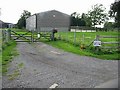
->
[2, 40, 18, 74]
[109, 1, 120, 27]
[40, 31, 118, 60]
[44, 40, 119, 60]
[7, 70, 20, 80]
[81, 13, 92, 27]
[70, 12, 86, 26]
[87, 4, 108, 27]
[17, 10, 31, 29]
[104, 22, 115, 29]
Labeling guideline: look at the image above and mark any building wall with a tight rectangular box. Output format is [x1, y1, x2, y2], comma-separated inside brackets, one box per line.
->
[26, 10, 70, 32]
[26, 15, 36, 31]
[0, 20, 3, 28]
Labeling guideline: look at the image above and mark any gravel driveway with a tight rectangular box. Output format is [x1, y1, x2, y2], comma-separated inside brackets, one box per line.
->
[2, 42, 118, 88]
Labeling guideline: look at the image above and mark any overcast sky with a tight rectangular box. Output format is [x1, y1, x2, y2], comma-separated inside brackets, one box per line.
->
[0, 0, 115, 24]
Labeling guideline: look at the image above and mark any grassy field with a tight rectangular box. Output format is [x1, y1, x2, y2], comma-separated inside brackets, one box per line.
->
[40, 31, 119, 60]
[46, 40, 119, 60]
[55, 31, 118, 47]
[4, 29, 119, 60]
[2, 40, 18, 74]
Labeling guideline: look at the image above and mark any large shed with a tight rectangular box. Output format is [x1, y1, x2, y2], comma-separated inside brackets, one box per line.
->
[0, 20, 4, 28]
[26, 10, 70, 32]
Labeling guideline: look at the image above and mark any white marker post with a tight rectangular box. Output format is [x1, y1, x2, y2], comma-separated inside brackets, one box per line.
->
[37, 33, 40, 38]
[93, 35, 101, 52]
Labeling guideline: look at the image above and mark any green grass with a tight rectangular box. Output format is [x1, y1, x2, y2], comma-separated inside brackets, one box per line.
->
[40, 31, 119, 60]
[6, 29, 119, 60]
[2, 40, 18, 74]
[55, 31, 118, 46]
[44, 40, 119, 60]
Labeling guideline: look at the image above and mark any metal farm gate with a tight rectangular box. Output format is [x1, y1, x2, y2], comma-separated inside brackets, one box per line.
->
[2, 29, 53, 42]
[10, 30, 36, 42]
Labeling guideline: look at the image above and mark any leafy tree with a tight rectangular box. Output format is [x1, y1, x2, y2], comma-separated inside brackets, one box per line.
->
[17, 10, 31, 29]
[87, 4, 108, 28]
[70, 12, 86, 26]
[81, 13, 92, 27]
[104, 22, 115, 29]
[109, 0, 120, 27]
[71, 12, 79, 26]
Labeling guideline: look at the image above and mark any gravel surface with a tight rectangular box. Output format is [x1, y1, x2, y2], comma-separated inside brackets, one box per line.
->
[2, 42, 118, 88]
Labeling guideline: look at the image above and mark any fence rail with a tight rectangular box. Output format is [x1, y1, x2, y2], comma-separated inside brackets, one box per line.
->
[99, 36, 119, 38]
[97, 35, 119, 50]
[102, 42, 119, 44]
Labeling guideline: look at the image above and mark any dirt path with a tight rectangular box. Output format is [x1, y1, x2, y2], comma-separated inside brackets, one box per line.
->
[2, 42, 118, 88]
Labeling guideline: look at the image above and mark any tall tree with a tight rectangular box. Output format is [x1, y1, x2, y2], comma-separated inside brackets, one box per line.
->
[17, 10, 31, 29]
[71, 12, 86, 26]
[87, 4, 108, 28]
[81, 13, 92, 27]
[109, 0, 120, 27]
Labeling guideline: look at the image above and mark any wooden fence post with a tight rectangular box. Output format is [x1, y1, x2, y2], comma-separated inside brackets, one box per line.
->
[8, 29, 11, 40]
[82, 34, 85, 44]
[95, 35, 100, 52]
[31, 30, 33, 43]
[5, 30, 8, 42]
[74, 26, 77, 45]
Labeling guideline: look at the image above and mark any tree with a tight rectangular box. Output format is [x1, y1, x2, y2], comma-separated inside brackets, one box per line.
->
[71, 12, 80, 26]
[109, 0, 120, 27]
[87, 4, 108, 28]
[81, 13, 92, 27]
[104, 22, 115, 30]
[70, 12, 86, 26]
[17, 10, 31, 29]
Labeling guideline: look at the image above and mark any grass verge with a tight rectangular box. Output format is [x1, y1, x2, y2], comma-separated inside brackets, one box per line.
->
[43, 40, 119, 60]
[2, 40, 18, 74]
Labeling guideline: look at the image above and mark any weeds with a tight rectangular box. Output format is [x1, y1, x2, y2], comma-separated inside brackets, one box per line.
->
[2, 40, 18, 74]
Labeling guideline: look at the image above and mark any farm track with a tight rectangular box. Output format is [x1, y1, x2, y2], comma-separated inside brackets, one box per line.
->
[2, 42, 118, 88]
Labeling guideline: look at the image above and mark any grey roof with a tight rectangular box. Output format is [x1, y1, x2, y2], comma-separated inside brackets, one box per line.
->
[36, 10, 70, 17]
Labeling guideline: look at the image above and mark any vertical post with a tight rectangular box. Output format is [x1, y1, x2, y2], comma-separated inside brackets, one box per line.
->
[51, 31, 54, 41]
[82, 34, 84, 44]
[8, 29, 11, 40]
[31, 30, 33, 43]
[2, 30, 4, 42]
[31, 31, 32, 42]
[6, 30, 8, 42]
[58, 32, 61, 40]
[33, 31, 34, 42]
[74, 26, 76, 45]
[96, 35, 100, 52]
[66, 31, 68, 42]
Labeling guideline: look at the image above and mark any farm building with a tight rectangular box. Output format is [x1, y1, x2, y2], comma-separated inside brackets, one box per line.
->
[26, 10, 70, 32]
[0, 20, 4, 28]
[0, 20, 15, 28]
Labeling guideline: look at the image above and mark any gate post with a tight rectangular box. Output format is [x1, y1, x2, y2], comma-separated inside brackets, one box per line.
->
[31, 30, 34, 43]
[5, 29, 11, 42]
[95, 35, 100, 52]
[8, 29, 11, 40]
[5, 30, 9, 42]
